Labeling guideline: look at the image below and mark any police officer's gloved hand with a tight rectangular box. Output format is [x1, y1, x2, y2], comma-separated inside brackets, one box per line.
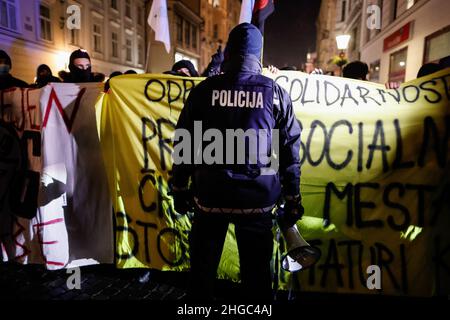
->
[283, 195, 304, 227]
[170, 188, 194, 215]
[203, 46, 224, 76]
[211, 46, 224, 68]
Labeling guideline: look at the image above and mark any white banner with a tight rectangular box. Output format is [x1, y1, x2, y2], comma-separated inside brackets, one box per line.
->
[0, 84, 113, 269]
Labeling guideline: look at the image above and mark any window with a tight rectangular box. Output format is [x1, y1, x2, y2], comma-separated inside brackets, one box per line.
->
[93, 22, 103, 53]
[138, 38, 144, 65]
[389, 47, 407, 82]
[0, 0, 18, 31]
[175, 13, 198, 51]
[341, 0, 346, 22]
[176, 14, 183, 45]
[391, 0, 398, 22]
[192, 25, 197, 49]
[406, 0, 415, 10]
[369, 60, 381, 82]
[111, 0, 118, 10]
[213, 24, 218, 39]
[423, 25, 450, 64]
[125, 0, 131, 18]
[39, 4, 52, 41]
[112, 31, 119, 58]
[185, 22, 191, 47]
[137, 6, 143, 25]
[126, 38, 132, 62]
[69, 28, 79, 45]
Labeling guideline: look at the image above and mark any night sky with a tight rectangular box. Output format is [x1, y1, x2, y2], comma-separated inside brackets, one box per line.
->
[263, 0, 322, 69]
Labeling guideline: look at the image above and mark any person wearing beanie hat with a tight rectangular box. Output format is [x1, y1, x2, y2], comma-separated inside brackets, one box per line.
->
[62, 49, 104, 83]
[31, 64, 61, 88]
[172, 23, 302, 300]
[165, 60, 199, 77]
[0, 50, 28, 90]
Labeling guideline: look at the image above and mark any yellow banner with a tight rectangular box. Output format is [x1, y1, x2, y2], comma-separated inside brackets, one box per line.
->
[98, 69, 450, 296]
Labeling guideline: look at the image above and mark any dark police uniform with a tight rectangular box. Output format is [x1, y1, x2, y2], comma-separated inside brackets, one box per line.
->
[172, 23, 301, 300]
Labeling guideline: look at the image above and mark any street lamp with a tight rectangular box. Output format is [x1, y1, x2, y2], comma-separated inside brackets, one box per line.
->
[335, 34, 351, 76]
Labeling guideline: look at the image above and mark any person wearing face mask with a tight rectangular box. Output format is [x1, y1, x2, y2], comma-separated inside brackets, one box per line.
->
[31, 64, 61, 88]
[0, 50, 28, 90]
[60, 49, 104, 83]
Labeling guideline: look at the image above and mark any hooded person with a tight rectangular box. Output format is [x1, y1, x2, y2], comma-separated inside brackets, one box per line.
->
[171, 23, 302, 301]
[342, 60, 369, 80]
[0, 50, 28, 90]
[169, 60, 199, 77]
[32, 64, 61, 88]
[62, 49, 104, 83]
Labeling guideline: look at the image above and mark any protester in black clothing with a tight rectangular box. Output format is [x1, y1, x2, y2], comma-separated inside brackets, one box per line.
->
[417, 63, 442, 78]
[60, 49, 104, 83]
[31, 64, 61, 88]
[439, 55, 450, 69]
[104, 71, 122, 92]
[342, 61, 369, 80]
[167, 60, 199, 77]
[0, 50, 28, 90]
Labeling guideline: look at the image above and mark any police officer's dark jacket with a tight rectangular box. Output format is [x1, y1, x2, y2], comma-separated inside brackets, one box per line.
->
[172, 25, 301, 214]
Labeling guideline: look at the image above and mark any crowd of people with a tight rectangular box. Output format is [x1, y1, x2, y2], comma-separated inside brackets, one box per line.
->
[1, 45, 449, 93]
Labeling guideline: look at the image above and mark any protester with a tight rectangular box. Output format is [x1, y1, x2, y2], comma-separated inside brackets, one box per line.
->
[60, 49, 104, 83]
[31, 64, 61, 88]
[417, 62, 442, 78]
[0, 50, 28, 90]
[171, 23, 302, 301]
[342, 61, 369, 80]
[167, 60, 199, 77]
[438, 55, 450, 69]
[124, 70, 137, 75]
[104, 71, 122, 92]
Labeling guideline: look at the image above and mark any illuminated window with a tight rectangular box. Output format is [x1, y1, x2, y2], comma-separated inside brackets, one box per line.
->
[389, 47, 407, 82]
[0, 0, 19, 31]
[112, 31, 119, 58]
[93, 22, 103, 53]
[406, 0, 415, 10]
[39, 4, 52, 41]
[424, 25, 450, 64]
[369, 60, 381, 82]
[126, 38, 132, 62]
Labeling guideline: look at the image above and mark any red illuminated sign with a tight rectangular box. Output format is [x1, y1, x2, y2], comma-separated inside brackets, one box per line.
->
[383, 22, 412, 52]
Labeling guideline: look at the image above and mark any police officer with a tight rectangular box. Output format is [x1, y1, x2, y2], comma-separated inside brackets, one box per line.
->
[171, 23, 302, 300]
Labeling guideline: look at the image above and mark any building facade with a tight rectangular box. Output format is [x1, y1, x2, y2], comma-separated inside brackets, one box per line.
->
[146, 0, 202, 74]
[0, 0, 146, 83]
[146, 0, 240, 75]
[198, 0, 240, 73]
[360, 0, 450, 83]
[317, 0, 450, 83]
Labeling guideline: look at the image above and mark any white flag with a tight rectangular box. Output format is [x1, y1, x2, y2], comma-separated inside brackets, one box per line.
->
[239, 0, 255, 24]
[148, 0, 171, 53]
